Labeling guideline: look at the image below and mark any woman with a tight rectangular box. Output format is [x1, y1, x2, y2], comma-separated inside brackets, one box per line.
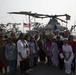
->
[68, 35, 76, 72]
[56, 36, 64, 70]
[62, 38, 74, 74]
[17, 33, 30, 75]
[0, 36, 8, 75]
[50, 38, 59, 66]
[29, 36, 36, 70]
[37, 34, 46, 63]
[45, 37, 51, 64]
[5, 38, 17, 74]
[11, 33, 18, 71]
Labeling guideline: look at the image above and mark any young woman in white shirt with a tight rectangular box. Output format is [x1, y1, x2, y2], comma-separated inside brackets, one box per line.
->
[17, 33, 30, 75]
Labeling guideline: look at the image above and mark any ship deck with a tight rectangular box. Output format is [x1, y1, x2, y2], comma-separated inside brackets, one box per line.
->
[6, 63, 75, 75]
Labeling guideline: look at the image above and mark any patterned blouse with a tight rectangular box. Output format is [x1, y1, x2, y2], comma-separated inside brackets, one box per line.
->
[5, 43, 17, 60]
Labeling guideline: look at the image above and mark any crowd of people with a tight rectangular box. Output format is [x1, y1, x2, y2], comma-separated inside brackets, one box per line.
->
[0, 29, 76, 75]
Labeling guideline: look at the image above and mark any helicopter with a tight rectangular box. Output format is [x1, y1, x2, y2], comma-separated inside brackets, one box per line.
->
[8, 11, 71, 33]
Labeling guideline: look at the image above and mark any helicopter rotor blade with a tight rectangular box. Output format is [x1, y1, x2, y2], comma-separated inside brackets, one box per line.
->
[56, 17, 68, 23]
[8, 11, 70, 23]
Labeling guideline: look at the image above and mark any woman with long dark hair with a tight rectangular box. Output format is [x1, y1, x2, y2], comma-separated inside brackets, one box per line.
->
[38, 34, 46, 63]
[17, 33, 30, 75]
[56, 36, 64, 70]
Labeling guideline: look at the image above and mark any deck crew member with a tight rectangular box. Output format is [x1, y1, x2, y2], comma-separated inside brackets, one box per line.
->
[62, 38, 74, 74]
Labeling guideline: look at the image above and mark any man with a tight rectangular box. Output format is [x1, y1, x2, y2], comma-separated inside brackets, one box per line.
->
[48, 29, 55, 40]
[62, 38, 74, 74]
[64, 29, 70, 38]
[54, 29, 64, 41]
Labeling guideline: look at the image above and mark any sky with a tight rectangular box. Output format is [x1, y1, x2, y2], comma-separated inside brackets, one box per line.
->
[0, 0, 76, 31]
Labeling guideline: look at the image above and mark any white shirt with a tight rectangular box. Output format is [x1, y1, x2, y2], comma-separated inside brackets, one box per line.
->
[62, 44, 73, 58]
[54, 35, 64, 41]
[17, 39, 28, 61]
